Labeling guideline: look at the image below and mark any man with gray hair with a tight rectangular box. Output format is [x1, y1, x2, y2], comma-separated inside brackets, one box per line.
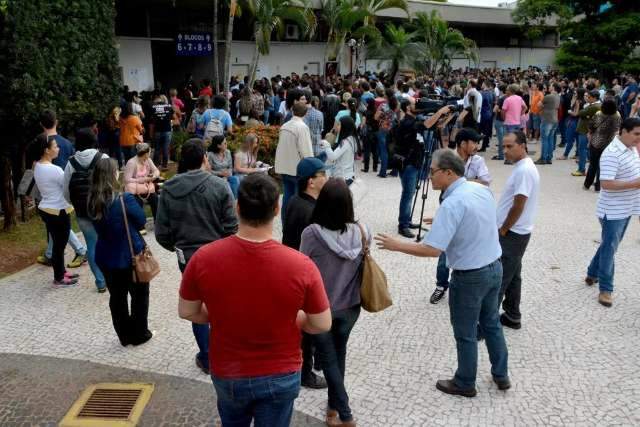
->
[376, 149, 509, 398]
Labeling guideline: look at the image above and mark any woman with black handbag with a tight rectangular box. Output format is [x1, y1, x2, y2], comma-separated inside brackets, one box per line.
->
[89, 158, 153, 347]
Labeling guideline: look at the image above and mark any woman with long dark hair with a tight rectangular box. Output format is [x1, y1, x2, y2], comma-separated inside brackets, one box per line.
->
[320, 116, 358, 185]
[299, 178, 370, 427]
[361, 98, 379, 172]
[584, 99, 621, 191]
[33, 134, 79, 287]
[207, 135, 240, 198]
[89, 158, 153, 346]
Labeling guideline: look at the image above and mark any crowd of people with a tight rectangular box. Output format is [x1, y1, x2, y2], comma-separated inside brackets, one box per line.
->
[24, 65, 640, 427]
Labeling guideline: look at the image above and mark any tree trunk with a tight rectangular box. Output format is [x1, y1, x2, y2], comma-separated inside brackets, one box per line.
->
[248, 40, 260, 89]
[0, 155, 16, 231]
[213, 0, 220, 91]
[223, 0, 236, 94]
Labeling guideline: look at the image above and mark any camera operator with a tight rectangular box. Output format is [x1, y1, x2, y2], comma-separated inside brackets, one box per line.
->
[394, 100, 425, 238]
[375, 149, 509, 398]
[429, 128, 492, 304]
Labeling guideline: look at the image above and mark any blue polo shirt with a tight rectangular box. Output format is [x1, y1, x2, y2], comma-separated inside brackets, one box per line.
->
[423, 177, 501, 270]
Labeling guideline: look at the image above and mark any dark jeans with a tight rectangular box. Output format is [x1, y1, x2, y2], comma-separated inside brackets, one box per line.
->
[376, 130, 389, 177]
[449, 260, 508, 389]
[362, 133, 379, 171]
[584, 145, 605, 191]
[479, 115, 494, 150]
[314, 305, 360, 422]
[153, 131, 172, 168]
[398, 165, 418, 229]
[102, 267, 150, 346]
[122, 146, 137, 164]
[38, 209, 70, 281]
[212, 371, 301, 427]
[498, 231, 531, 324]
[436, 252, 450, 289]
[563, 118, 578, 157]
[179, 262, 210, 370]
[577, 134, 588, 173]
[280, 174, 297, 223]
[135, 193, 158, 221]
[587, 216, 631, 293]
[301, 333, 315, 378]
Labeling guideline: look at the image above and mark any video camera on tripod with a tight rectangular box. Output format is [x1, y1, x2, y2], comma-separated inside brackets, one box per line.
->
[414, 95, 463, 116]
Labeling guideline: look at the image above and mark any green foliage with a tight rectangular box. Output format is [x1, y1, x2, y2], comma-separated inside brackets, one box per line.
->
[513, 0, 640, 78]
[367, 23, 420, 80]
[2, 0, 121, 135]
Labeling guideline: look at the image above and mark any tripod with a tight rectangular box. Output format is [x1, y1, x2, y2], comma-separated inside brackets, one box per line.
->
[409, 127, 439, 242]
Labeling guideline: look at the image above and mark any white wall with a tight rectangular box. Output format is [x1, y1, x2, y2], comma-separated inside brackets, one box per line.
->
[117, 38, 155, 92]
[476, 47, 556, 69]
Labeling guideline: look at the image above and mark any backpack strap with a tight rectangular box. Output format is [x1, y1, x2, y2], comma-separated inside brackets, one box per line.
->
[69, 156, 83, 171]
[88, 152, 102, 170]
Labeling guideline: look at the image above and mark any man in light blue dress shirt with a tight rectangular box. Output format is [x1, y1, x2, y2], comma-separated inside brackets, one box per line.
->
[376, 149, 509, 398]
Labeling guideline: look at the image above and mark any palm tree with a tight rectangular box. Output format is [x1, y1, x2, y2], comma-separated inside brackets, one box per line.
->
[356, 0, 409, 28]
[213, 0, 220, 90]
[413, 10, 478, 74]
[320, 0, 365, 63]
[243, 0, 316, 88]
[223, 0, 240, 93]
[367, 23, 420, 81]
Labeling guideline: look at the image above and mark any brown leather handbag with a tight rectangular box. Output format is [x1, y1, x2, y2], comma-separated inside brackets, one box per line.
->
[120, 196, 160, 283]
[356, 222, 392, 313]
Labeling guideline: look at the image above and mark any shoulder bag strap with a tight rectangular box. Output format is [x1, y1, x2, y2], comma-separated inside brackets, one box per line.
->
[356, 221, 369, 255]
[119, 195, 136, 264]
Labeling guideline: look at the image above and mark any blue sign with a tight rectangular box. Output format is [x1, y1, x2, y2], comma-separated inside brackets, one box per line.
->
[176, 32, 213, 56]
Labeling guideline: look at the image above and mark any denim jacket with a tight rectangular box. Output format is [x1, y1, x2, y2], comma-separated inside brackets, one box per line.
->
[94, 192, 147, 271]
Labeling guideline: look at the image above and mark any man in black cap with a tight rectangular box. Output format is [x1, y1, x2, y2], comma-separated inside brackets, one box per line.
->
[282, 157, 329, 388]
[429, 128, 493, 304]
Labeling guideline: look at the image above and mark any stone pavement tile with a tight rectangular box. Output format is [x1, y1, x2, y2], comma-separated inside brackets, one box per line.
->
[0, 353, 323, 426]
[1, 143, 640, 426]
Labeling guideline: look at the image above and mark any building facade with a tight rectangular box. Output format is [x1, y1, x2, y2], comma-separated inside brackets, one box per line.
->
[115, 0, 558, 92]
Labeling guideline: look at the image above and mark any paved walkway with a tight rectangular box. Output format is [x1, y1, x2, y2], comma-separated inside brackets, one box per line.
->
[1, 142, 640, 426]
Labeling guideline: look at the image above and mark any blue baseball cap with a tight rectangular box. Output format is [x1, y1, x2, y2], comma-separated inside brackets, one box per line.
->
[296, 157, 327, 179]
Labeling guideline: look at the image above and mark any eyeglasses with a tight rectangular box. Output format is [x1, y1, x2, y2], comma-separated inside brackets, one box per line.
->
[430, 168, 447, 175]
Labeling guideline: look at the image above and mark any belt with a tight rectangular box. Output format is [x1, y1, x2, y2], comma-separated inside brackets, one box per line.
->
[453, 259, 500, 274]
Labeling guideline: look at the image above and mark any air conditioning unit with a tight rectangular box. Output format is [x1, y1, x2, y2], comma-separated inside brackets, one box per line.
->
[285, 24, 300, 40]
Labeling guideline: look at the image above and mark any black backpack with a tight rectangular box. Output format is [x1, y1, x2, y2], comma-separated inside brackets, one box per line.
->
[69, 152, 102, 218]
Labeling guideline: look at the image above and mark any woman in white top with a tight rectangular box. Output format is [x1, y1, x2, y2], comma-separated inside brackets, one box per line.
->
[233, 133, 269, 179]
[33, 134, 79, 287]
[321, 115, 357, 185]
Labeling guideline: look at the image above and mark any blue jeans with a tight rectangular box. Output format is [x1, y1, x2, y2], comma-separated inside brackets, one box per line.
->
[563, 118, 578, 157]
[494, 120, 505, 159]
[449, 260, 508, 389]
[212, 371, 301, 427]
[558, 116, 567, 145]
[540, 121, 558, 162]
[577, 134, 589, 172]
[280, 174, 297, 223]
[436, 252, 450, 288]
[504, 124, 522, 134]
[530, 114, 541, 131]
[122, 146, 136, 164]
[227, 175, 240, 199]
[76, 217, 105, 289]
[178, 262, 210, 370]
[46, 229, 86, 259]
[587, 216, 631, 293]
[153, 131, 172, 168]
[314, 306, 360, 422]
[398, 165, 418, 229]
[376, 130, 389, 177]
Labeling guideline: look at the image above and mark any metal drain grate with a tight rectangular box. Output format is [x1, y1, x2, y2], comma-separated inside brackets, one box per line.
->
[77, 388, 142, 419]
[59, 383, 154, 427]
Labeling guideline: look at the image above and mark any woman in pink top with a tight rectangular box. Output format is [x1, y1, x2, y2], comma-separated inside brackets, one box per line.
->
[501, 84, 528, 133]
[124, 143, 160, 222]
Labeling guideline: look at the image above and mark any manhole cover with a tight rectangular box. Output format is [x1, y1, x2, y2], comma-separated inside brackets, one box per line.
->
[59, 383, 154, 427]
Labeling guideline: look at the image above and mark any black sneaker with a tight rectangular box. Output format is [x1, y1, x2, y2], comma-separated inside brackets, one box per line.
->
[301, 372, 328, 389]
[408, 223, 421, 229]
[398, 228, 415, 238]
[430, 287, 447, 304]
[500, 313, 521, 330]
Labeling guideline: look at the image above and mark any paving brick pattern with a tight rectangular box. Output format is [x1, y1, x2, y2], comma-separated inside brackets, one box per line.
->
[1, 143, 639, 426]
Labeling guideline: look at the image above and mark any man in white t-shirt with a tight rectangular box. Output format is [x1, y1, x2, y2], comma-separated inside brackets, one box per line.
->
[495, 131, 540, 330]
[585, 118, 640, 307]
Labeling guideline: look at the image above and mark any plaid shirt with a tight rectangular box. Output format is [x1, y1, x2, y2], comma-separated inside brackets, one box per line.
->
[304, 107, 324, 155]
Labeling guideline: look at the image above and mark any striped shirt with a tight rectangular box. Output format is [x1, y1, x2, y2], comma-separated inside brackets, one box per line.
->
[304, 107, 324, 155]
[597, 136, 640, 220]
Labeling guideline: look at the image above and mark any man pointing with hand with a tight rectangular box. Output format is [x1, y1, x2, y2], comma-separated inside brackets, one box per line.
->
[375, 149, 509, 398]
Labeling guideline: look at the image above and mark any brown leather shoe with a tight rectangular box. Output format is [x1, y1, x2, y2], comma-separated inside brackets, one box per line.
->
[598, 291, 612, 307]
[436, 379, 477, 397]
[585, 276, 598, 286]
[326, 409, 339, 425]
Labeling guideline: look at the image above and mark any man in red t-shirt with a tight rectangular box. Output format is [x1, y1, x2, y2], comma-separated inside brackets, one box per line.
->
[179, 173, 331, 427]
[199, 78, 214, 98]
